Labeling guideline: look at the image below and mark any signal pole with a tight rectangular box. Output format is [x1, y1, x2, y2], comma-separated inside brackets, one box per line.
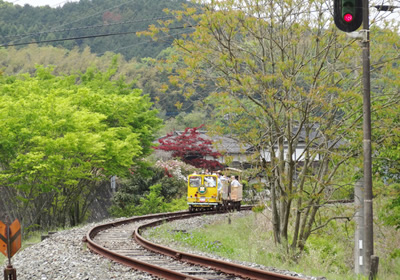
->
[333, 0, 385, 276]
[361, 0, 378, 278]
[332, 0, 375, 276]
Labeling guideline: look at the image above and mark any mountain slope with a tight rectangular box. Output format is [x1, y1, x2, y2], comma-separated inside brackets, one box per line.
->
[0, 0, 191, 59]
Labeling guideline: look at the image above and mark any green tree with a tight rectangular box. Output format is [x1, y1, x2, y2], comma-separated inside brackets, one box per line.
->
[370, 27, 400, 230]
[144, 0, 377, 254]
[0, 62, 162, 230]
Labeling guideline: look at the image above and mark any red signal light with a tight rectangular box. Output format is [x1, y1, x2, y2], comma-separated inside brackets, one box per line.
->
[334, 0, 363, 32]
[343, 13, 353, 22]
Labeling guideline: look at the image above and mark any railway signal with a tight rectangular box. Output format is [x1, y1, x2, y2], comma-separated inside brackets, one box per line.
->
[334, 0, 363, 32]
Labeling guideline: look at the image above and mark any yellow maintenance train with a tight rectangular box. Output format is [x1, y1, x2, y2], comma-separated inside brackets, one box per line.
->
[187, 173, 242, 212]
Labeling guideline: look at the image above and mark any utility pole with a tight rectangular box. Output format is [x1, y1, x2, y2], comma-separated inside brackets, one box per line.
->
[361, 0, 378, 278]
[333, 0, 400, 277]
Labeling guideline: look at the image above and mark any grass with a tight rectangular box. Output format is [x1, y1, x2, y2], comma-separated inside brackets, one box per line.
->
[144, 208, 400, 280]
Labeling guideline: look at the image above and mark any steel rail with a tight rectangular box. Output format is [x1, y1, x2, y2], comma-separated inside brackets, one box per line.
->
[84, 207, 303, 280]
[84, 211, 204, 280]
[134, 208, 303, 280]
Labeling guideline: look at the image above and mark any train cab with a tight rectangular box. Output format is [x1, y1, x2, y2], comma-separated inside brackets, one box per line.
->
[187, 174, 219, 212]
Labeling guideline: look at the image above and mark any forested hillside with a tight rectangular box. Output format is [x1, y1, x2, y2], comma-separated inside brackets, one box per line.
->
[0, 0, 192, 60]
[0, 0, 207, 125]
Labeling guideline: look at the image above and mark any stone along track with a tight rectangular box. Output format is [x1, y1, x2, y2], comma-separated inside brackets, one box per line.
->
[84, 208, 304, 280]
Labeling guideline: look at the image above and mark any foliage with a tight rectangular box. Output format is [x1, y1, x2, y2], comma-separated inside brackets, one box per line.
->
[158, 109, 211, 137]
[154, 125, 223, 170]
[368, 27, 400, 230]
[0, 45, 210, 125]
[165, 197, 188, 212]
[133, 184, 167, 215]
[132, 184, 189, 216]
[141, 0, 400, 256]
[378, 183, 400, 230]
[0, 62, 161, 229]
[144, 0, 370, 254]
[110, 165, 188, 217]
[0, 0, 193, 60]
[0, 1, 209, 132]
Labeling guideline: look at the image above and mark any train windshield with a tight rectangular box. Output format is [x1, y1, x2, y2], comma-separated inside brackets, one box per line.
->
[189, 176, 201, 187]
[204, 176, 217, 187]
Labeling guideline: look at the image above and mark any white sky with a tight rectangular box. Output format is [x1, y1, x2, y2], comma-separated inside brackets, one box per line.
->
[6, 0, 79, 8]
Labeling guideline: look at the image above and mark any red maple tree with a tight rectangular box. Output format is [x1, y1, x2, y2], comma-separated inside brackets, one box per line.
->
[155, 125, 223, 170]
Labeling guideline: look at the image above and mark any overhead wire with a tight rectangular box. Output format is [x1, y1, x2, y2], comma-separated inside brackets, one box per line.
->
[0, 25, 195, 48]
[0, 0, 198, 64]
[1, 0, 197, 52]
[4, 1, 343, 54]
[9, 0, 148, 43]
[4, 1, 335, 48]
[2, 16, 175, 40]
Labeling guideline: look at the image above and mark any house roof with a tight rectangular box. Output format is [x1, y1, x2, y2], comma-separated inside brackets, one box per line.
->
[156, 130, 251, 155]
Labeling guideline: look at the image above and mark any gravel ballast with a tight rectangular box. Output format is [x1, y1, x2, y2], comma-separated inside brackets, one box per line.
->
[9, 221, 155, 280]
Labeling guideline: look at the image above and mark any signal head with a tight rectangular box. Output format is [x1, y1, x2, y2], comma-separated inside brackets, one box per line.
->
[334, 0, 363, 32]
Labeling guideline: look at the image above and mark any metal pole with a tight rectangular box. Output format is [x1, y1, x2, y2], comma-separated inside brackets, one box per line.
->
[4, 217, 11, 266]
[3, 217, 17, 280]
[361, 0, 377, 278]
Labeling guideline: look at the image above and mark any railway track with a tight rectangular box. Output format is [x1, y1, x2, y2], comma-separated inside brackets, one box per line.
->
[84, 207, 304, 280]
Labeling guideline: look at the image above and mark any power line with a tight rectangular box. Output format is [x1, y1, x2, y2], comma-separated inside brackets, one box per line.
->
[2, 16, 174, 40]
[0, 26, 194, 48]
[11, 0, 144, 43]
[4, 0, 193, 49]
[1, 30, 139, 47]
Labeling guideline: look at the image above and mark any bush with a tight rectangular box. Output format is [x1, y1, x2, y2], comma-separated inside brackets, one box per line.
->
[109, 164, 189, 217]
[378, 184, 400, 230]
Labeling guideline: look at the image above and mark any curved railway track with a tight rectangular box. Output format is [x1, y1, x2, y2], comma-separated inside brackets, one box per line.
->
[84, 207, 304, 280]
